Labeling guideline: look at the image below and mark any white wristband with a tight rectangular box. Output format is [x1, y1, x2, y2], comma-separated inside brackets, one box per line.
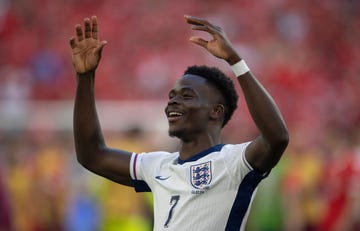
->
[230, 59, 250, 77]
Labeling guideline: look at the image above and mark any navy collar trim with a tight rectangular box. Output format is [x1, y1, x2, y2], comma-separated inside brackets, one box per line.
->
[177, 143, 225, 165]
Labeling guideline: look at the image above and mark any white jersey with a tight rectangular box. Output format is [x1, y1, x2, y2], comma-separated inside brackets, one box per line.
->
[129, 143, 268, 231]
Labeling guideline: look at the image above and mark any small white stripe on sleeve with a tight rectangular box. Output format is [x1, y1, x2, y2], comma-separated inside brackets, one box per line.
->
[242, 143, 253, 171]
[129, 153, 137, 180]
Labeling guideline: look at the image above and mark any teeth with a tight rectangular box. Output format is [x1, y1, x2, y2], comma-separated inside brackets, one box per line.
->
[169, 112, 183, 117]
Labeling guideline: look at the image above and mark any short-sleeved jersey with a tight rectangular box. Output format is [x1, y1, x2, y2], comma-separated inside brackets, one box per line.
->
[129, 143, 268, 231]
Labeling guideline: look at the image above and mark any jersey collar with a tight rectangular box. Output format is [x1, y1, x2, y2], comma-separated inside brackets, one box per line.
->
[177, 144, 225, 165]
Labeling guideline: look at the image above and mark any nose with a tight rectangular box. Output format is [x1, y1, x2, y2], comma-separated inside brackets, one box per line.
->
[167, 95, 181, 105]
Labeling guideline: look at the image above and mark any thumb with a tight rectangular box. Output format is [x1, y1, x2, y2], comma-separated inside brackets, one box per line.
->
[94, 40, 107, 56]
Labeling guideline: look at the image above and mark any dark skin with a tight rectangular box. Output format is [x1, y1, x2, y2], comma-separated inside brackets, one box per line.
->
[165, 74, 225, 158]
[69, 15, 289, 187]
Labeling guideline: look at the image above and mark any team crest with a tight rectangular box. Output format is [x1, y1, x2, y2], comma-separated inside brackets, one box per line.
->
[190, 161, 212, 189]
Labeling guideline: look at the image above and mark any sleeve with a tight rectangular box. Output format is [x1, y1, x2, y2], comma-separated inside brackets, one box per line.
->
[129, 151, 169, 192]
[222, 142, 269, 183]
[129, 153, 151, 192]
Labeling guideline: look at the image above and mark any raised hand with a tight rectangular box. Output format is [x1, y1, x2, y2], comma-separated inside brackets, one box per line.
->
[69, 16, 107, 74]
[184, 15, 240, 65]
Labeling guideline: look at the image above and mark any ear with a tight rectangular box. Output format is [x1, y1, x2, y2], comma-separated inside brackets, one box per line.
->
[210, 104, 225, 121]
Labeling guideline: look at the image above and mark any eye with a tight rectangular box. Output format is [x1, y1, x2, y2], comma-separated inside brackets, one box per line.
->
[181, 89, 195, 99]
[168, 92, 175, 99]
[182, 93, 193, 98]
[182, 94, 193, 99]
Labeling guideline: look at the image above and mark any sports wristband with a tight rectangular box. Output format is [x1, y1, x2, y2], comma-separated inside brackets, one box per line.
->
[230, 59, 250, 77]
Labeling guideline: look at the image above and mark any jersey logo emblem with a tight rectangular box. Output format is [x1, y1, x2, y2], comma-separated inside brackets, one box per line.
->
[190, 161, 212, 189]
[155, 176, 171, 180]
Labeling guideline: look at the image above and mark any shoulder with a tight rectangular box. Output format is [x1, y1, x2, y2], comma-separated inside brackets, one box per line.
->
[130, 150, 178, 183]
[135, 150, 176, 158]
[133, 150, 178, 165]
[220, 142, 254, 172]
[221, 142, 251, 155]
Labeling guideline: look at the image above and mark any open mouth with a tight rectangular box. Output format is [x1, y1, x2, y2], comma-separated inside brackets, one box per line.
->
[167, 111, 184, 122]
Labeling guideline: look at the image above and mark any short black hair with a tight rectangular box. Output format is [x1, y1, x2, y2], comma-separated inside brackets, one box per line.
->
[184, 65, 238, 127]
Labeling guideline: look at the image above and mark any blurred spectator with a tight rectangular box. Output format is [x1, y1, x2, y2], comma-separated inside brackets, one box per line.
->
[281, 140, 326, 231]
[0, 168, 12, 231]
[99, 128, 154, 231]
[318, 137, 360, 231]
[29, 50, 65, 99]
[65, 185, 101, 231]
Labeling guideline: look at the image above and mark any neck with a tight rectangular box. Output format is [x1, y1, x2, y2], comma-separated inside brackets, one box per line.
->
[178, 132, 222, 161]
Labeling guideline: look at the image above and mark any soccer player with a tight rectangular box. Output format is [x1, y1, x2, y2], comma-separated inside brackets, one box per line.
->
[69, 15, 289, 231]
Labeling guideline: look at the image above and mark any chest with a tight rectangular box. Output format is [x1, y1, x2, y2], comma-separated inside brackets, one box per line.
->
[151, 158, 238, 196]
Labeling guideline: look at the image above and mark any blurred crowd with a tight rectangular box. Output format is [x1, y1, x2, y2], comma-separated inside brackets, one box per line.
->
[1, 0, 360, 230]
[0, 129, 158, 231]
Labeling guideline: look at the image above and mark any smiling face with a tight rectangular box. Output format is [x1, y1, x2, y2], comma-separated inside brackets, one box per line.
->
[164, 74, 224, 140]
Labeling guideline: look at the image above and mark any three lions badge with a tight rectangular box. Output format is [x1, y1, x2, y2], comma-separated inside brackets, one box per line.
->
[190, 161, 212, 190]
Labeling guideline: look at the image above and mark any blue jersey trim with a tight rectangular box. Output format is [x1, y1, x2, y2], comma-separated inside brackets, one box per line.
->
[133, 180, 152, 192]
[225, 170, 267, 231]
[177, 144, 225, 165]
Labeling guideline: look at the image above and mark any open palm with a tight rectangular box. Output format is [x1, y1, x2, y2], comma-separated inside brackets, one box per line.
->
[69, 16, 107, 74]
[185, 15, 240, 65]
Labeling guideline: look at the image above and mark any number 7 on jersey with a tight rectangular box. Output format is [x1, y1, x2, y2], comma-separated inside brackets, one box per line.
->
[164, 195, 180, 228]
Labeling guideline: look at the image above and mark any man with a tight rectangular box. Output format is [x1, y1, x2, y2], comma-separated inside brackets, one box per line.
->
[69, 15, 289, 231]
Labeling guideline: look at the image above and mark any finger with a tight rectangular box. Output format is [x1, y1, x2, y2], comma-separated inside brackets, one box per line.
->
[189, 36, 208, 48]
[91, 15, 98, 39]
[184, 15, 204, 26]
[75, 24, 84, 41]
[84, 18, 91, 39]
[184, 15, 211, 26]
[190, 25, 220, 36]
[69, 36, 77, 49]
[185, 15, 222, 35]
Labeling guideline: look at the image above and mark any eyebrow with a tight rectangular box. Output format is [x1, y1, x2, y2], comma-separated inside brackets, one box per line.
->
[168, 87, 197, 95]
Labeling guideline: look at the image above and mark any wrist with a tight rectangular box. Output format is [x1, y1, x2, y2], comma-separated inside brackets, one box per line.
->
[230, 59, 250, 77]
[77, 70, 95, 78]
[226, 54, 241, 66]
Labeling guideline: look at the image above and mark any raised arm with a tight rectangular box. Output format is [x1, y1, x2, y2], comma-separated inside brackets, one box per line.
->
[69, 16, 133, 186]
[185, 15, 289, 173]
